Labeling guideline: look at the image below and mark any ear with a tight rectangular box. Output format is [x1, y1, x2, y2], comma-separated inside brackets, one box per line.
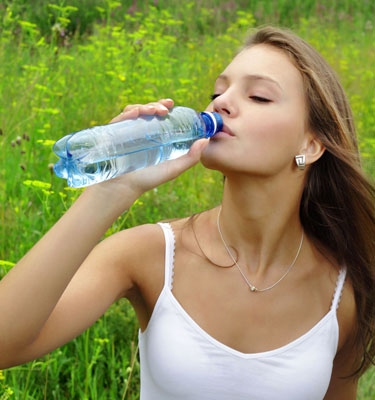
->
[302, 133, 325, 166]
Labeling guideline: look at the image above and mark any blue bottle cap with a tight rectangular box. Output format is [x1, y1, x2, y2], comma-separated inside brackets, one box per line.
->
[200, 111, 223, 138]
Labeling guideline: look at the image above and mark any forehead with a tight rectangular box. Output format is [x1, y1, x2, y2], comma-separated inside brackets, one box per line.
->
[220, 44, 303, 91]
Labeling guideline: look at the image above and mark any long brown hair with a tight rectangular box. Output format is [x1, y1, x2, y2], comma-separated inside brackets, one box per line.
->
[244, 26, 375, 377]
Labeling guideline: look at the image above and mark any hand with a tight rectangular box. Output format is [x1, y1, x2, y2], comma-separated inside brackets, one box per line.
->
[110, 98, 174, 123]
[88, 99, 209, 206]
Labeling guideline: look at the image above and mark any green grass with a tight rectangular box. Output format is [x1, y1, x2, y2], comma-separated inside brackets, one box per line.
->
[1, 0, 375, 398]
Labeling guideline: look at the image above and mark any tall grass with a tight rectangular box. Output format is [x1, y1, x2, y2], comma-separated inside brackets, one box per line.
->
[1, 0, 375, 398]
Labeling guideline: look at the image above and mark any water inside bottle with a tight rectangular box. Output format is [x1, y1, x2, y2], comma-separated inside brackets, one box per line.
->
[62, 140, 194, 187]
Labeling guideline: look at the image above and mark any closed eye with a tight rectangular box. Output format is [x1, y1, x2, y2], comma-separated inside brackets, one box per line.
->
[210, 94, 271, 103]
[210, 93, 221, 101]
[250, 96, 271, 103]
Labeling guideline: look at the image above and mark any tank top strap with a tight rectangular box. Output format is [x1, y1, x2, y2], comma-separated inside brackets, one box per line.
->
[157, 222, 176, 290]
[330, 266, 347, 311]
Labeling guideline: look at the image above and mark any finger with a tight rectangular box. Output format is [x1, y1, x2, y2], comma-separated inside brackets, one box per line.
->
[158, 98, 174, 109]
[151, 138, 209, 181]
[110, 106, 153, 123]
[110, 99, 174, 124]
[97, 138, 210, 197]
[123, 99, 173, 115]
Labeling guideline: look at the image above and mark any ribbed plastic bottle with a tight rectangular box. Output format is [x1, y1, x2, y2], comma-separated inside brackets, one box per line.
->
[53, 106, 223, 188]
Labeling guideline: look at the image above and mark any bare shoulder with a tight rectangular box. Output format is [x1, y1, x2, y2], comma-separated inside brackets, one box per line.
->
[84, 222, 167, 299]
[98, 221, 181, 328]
[107, 222, 167, 261]
[98, 222, 167, 281]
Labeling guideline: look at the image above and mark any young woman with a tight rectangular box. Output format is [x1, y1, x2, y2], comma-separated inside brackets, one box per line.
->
[0, 26, 374, 399]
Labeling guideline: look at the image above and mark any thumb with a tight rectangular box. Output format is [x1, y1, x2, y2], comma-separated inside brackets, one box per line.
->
[118, 138, 211, 194]
[186, 138, 210, 163]
[160, 138, 209, 179]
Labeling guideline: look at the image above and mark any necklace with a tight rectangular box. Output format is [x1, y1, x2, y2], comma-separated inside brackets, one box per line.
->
[216, 207, 304, 293]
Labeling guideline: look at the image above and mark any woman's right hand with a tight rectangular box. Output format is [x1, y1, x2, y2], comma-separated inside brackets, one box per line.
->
[89, 99, 209, 212]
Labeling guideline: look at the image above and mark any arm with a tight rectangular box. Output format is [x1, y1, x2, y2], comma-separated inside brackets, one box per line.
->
[0, 99, 208, 368]
[323, 353, 358, 400]
[324, 280, 358, 400]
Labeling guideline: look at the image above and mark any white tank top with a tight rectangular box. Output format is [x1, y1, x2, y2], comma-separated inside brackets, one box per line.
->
[138, 223, 347, 400]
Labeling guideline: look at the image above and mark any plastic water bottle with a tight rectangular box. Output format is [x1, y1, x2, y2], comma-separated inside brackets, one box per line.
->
[53, 106, 223, 188]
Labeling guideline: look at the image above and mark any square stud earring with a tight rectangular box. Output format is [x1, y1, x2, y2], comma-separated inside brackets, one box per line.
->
[295, 154, 306, 170]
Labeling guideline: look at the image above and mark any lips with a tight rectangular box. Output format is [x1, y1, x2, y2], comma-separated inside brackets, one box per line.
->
[216, 124, 234, 137]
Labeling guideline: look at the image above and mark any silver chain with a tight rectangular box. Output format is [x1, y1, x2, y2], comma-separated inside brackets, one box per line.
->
[216, 207, 304, 293]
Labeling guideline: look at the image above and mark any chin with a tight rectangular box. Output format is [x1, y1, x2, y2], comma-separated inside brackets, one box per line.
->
[200, 147, 219, 170]
[200, 154, 228, 175]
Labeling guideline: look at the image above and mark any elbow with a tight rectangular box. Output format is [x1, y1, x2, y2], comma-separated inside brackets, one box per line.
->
[0, 348, 22, 369]
[0, 342, 36, 370]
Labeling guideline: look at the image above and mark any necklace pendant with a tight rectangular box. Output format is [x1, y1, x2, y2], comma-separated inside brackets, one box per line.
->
[217, 207, 304, 295]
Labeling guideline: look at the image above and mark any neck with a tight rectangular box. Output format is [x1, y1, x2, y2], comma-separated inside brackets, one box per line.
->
[218, 175, 304, 274]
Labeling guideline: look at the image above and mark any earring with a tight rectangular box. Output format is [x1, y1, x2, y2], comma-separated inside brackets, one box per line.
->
[295, 154, 306, 170]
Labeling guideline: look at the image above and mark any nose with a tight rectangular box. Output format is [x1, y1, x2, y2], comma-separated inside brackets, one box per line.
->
[213, 90, 237, 117]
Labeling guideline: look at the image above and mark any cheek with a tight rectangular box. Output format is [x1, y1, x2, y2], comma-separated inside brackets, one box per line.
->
[201, 109, 306, 174]
[242, 119, 304, 171]
[250, 112, 305, 149]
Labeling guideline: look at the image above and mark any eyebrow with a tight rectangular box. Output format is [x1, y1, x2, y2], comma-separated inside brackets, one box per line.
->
[216, 73, 282, 90]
